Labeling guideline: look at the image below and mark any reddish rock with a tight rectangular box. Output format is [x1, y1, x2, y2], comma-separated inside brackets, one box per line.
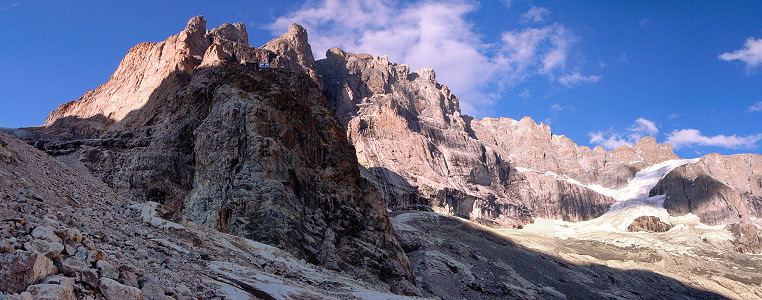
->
[0, 251, 57, 293]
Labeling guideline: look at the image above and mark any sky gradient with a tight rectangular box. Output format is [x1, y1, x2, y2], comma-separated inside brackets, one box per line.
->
[1, 0, 760, 158]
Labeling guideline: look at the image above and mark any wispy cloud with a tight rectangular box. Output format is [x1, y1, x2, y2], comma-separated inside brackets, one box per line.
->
[588, 118, 659, 149]
[518, 88, 531, 98]
[268, 0, 593, 116]
[558, 72, 601, 87]
[719, 37, 762, 69]
[630, 118, 659, 135]
[521, 6, 550, 23]
[589, 131, 632, 149]
[748, 101, 762, 112]
[666, 129, 762, 149]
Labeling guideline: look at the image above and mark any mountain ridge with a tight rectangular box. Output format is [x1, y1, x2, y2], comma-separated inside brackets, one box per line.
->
[2, 15, 762, 299]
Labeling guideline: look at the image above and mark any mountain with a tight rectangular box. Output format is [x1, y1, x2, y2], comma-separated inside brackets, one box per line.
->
[20, 16, 418, 295]
[3, 15, 762, 299]
[316, 48, 684, 227]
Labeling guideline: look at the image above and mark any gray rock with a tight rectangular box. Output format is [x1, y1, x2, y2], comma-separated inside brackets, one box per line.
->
[31, 226, 62, 243]
[98, 277, 144, 300]
[96, 260, 119, 280]
[23, 239, 64, 258]
[24, 275, 75, 300]
[59, 256, 89, 276]
[141, 281, 172, 300]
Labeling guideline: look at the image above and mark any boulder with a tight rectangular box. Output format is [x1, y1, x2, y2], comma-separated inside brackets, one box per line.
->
[23, 239, 64, 258]
[99, 277, 144, 300]
[0, 251, 57, 293]
[24, 275, 75, 300]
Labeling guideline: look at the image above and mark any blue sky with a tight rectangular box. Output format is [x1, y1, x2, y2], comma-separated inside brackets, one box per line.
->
[1, 1, 760, 158]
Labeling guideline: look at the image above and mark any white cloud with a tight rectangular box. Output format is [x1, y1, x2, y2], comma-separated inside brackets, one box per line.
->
[719, 37, 762, 69]
[666, 129, 762, 149]
[588, 118, 658, 150]
[589, 131, 632, 149]
[748, 101, 762, 112]
[268, 0, 587, 116]
[558, 72, 601, 87]
[521, 6, 550, 23]
[630, 118, 659, 135]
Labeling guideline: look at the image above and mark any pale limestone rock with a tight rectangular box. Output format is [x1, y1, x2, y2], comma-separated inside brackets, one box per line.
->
[23, 239, 64, 258]
[31, 226, 62, 243]
[24, 275, 75, 300]
[99, 277, 144, 300]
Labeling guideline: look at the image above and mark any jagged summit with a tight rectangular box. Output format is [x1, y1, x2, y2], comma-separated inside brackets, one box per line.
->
[44, 17, 318, 133]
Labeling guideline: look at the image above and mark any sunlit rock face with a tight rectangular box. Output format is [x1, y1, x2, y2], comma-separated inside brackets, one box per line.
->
[317, 48, 681, 227]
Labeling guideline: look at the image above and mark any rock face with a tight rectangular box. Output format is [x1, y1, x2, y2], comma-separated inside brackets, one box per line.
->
[0, 132, 424, 299]
[651, 153, 762, 225]
[26, 17, 417, 294]
[316, 48, 678, 227]
[650, 153, 762, 252]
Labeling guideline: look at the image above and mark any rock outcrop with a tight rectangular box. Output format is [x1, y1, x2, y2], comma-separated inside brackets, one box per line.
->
[25, 17, 417, 295]
[316, 48, 678, 227]
[627, 216, 674, 232]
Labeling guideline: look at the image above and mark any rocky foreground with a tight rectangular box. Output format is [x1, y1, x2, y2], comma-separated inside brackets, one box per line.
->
[2, 15, 762, 299]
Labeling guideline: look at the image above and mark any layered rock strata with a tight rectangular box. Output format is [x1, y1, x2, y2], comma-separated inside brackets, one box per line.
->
[28, 17, 417, 294]
[316, 48, 678, 227]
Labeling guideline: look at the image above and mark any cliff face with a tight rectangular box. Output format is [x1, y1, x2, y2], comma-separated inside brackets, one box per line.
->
[316, 48, 677, 227]
[30, 17, 418, 295]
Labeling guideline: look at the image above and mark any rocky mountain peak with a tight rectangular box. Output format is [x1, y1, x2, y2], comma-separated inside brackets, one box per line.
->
[262, 23, 320, 83]
[208, 22, 248, 44]
[185, 15, 206, 32]
[43, 18, 322, 133]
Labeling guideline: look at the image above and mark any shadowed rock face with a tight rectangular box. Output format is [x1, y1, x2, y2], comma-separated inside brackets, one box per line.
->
[650, 153, 762, 253]
[316, 48, 678, 227]
[393, 211, 730, 299]
[25, 17, 418, 295]
[651, 154, 762, 225]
